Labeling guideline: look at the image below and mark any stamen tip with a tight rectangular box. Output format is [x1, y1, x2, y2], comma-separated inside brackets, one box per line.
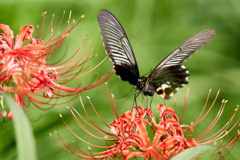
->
[55, 130, 58, 134]
[87, 96, 90, 99]
[111, 93, 114, 97]
[81, 15, 85, 18]
[88, 146, 91, 150]
[131, 147, 137, 151]
[62, 33, 69, 38]
[234, 108, 238, 111]
[105, 82, 108, 85]
[49, 133, 52, 137]
[225, 130, 228, 135]
[59, 114, 62, 118]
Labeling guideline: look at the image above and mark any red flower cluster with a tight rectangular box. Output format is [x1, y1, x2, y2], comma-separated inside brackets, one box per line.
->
[0, 11, 113, 119]
[106, 104, 197, 159]
[52, 86, 240, 159]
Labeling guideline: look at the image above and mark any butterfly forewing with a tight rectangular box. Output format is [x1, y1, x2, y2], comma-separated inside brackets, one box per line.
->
[148, 30, 215, 99]
[97, 9, 140, 85]
[150, 30, 215, 75]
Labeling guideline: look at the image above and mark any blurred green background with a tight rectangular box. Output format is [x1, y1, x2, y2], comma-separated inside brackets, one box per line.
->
[0, 0, 240, 159]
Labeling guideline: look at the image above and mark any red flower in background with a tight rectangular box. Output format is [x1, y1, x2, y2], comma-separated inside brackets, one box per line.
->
[52, 86, 240, 159]
[106, 105, 197, 160]
[0, 11, 113, 118]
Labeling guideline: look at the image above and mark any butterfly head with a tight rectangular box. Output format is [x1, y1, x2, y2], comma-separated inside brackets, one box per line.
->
[137, 76, 155, 96]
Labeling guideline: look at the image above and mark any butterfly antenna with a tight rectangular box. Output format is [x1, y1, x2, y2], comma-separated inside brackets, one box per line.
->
[116, 87, 136, 99]
[143, 68, 153, 77]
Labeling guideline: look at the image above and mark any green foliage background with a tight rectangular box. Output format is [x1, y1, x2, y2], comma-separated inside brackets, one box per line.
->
[0, 0, 240, 159]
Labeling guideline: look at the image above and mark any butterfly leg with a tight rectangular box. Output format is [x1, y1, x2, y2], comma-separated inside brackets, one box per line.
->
[133, 89, 141, 109]
[142, 93, 146, 108]
[146, 96, 148, 109]
[150, 96, 153, 109]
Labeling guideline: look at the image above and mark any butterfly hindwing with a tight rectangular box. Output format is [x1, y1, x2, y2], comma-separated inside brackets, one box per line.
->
[148, 30, 215, 99]
[97, 9, 139, 85]
[149, 64, 189, 99]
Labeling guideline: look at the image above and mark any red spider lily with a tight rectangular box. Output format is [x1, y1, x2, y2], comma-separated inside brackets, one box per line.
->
[0, 11, 113, 116]
[51, 86, 240, 160]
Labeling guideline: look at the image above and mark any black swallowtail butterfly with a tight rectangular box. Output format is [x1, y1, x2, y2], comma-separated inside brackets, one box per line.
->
[97, 9, 215, 100]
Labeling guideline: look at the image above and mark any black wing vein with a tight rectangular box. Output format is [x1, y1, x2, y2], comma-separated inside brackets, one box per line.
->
[149, 29, 215, 79]
[97, 9, 139, 77]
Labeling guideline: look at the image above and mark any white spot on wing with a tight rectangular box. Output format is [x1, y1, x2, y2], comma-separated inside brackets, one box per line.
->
[181, 65, 186, 69]
[161, 84, 169, 90]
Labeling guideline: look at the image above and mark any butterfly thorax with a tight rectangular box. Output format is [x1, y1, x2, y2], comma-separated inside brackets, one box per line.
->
[137, 76, 155, 96]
